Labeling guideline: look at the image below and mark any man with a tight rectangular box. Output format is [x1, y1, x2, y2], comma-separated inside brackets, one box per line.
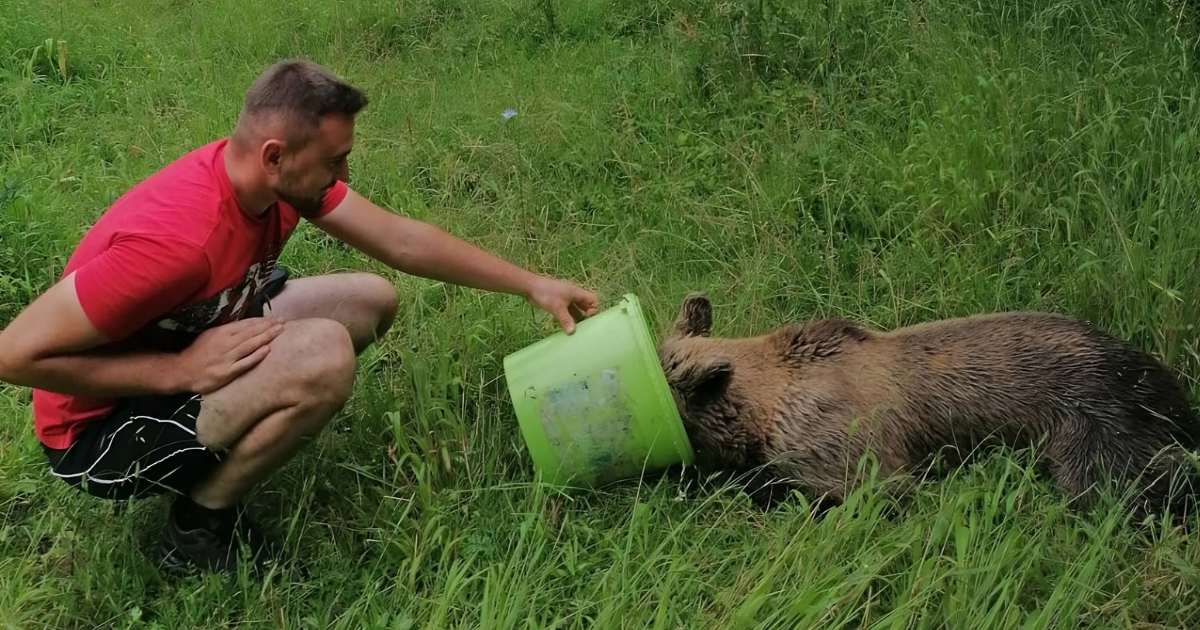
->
[0, 59, 599, 575]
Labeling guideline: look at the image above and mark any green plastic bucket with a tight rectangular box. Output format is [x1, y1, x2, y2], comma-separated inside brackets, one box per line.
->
[503, 293, 695, 488]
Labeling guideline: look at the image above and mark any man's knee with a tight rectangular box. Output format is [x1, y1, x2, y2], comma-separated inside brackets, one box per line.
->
[285, 318, 357, 408]
[358, 273, 398, 337]
[191, 318, 356, 449]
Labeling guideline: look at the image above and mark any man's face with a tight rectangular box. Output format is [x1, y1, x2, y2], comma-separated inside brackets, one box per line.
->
[274, 113, 354, 217]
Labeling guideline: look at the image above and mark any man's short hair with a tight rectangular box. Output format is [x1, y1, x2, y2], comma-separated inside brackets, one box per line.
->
[238, 59, 368, 149]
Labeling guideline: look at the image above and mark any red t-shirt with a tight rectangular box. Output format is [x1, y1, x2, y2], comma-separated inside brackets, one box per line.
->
[33, 138, 348, 449]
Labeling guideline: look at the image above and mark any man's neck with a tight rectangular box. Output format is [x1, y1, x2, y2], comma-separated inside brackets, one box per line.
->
[223, 141, 277, 218]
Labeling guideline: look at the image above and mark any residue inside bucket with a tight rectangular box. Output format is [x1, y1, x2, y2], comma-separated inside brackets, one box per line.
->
[539, 369, 637, 483]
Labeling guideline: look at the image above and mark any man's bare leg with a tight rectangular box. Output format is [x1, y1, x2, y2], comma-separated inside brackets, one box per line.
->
[158, 273, 399, 573]
[262, 272, 399, 353]
[188, 272, 398, 509]
[186, 318, 356, 508]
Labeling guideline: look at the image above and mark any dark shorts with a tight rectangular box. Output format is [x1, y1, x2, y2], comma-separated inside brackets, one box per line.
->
[41, 267, 291, 501]
[43, 393, 224, 500]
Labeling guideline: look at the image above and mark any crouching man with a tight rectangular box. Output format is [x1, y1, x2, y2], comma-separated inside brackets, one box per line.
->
[0, 58, 598, 575]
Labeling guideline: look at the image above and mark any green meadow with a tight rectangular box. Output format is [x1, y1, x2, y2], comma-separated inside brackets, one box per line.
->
[3, 0, 1200, 627]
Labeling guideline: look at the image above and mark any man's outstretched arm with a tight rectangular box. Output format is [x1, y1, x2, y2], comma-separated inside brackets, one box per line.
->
[312, 189, 600, 333]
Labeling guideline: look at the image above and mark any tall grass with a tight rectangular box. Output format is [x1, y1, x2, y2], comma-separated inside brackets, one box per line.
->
[3, 0, 1200, 627]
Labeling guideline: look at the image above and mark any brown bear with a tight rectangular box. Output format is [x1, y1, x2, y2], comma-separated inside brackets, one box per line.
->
[658, 293, 1200, 518]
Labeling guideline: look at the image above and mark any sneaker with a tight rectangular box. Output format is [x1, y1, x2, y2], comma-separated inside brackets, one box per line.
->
[155, 501, 276, 577]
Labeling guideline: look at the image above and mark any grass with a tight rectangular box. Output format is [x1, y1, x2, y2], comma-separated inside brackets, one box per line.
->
[3, 0, 1200, 627]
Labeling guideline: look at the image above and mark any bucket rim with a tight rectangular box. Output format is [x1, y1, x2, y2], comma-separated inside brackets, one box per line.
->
[617, 293, 695, 465]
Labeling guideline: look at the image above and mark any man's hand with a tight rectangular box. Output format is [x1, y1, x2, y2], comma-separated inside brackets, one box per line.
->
[525, 277, 600, 335]
[176, 317, 286, 394]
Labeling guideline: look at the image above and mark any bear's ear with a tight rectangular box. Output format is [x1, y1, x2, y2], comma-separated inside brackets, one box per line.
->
[677, 357, 733, 406]
[672, 292, 713, 338]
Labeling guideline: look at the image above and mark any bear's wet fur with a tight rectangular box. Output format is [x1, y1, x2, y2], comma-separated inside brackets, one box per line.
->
[659, 293, 1200, 519]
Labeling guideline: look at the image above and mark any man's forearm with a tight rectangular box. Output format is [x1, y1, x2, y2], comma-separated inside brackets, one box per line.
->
[385, 218, 543, 297]
[0, 349, 184, 398]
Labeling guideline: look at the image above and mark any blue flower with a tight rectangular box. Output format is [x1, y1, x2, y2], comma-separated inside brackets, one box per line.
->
[502, 108, 517, 120]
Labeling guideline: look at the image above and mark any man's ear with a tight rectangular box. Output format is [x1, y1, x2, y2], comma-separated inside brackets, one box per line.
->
[677, 357, 733, 406]
[672, 292, 713, 338]
[261, 139, 285, 177]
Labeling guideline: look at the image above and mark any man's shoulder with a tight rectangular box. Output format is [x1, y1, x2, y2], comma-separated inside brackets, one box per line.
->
[100, 139, 234, 241]
[130, 138, 229, 203]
